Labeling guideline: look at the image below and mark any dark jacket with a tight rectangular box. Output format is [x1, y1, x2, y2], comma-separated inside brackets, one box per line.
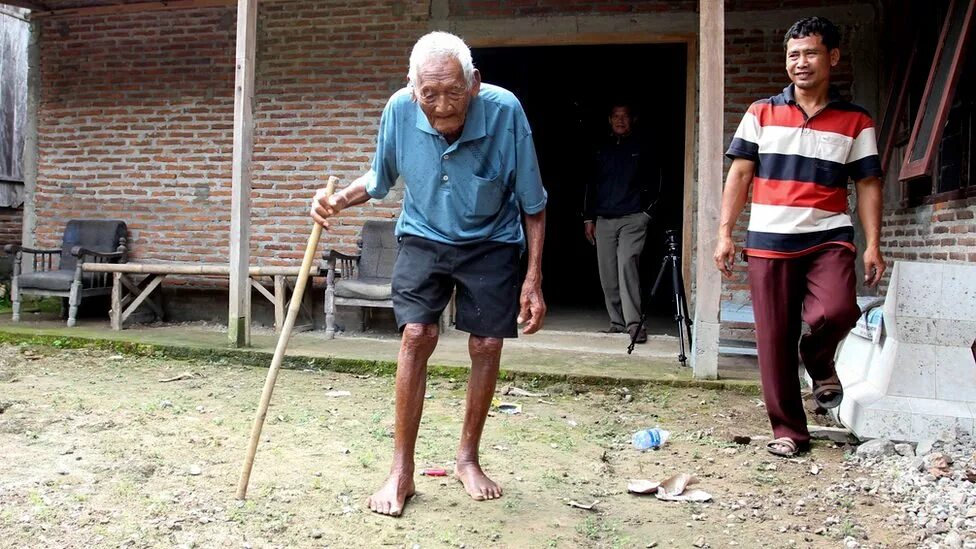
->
[583, 134, 661, 221]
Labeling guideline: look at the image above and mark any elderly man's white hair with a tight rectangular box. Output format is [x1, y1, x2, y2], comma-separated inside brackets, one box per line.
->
[407, 31, 476, 89]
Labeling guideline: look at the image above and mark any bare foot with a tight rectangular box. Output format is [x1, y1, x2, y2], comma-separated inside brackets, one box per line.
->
[367, 472, 415, 516]
[455, 461, 502, 501]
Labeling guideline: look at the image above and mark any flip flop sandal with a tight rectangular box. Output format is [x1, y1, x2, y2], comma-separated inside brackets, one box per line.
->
[812, 379, 844, 409]
[766, 437, 799, 458]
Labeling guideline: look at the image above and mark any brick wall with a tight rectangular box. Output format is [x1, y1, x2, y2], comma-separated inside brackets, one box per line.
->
[880, 196, 976, 275]
[36, 7, 237, 272]
[31, 0, 874, 309]
[33, 1, 428, 272]
[0, 207, 22, 247]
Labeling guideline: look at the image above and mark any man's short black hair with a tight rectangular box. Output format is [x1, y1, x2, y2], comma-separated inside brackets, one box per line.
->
[609, 103, 634, 117]
[783, 17, 841, 51]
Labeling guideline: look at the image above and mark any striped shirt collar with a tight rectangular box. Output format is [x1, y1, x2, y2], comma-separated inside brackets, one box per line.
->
[780, 83, 845, 108]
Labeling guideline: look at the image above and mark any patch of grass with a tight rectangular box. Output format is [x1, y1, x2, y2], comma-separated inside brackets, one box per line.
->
[359, 450, 376, 469]
[114, 479, 136, 498]
[575, 516, 618, 542]
[752, 472, 780, 486]
[228, 500, 257, 524]
[541, 469, 563, 488]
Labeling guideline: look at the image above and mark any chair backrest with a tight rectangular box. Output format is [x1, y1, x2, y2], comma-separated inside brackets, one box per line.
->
[357, 220, 397, 280]
[60, 219, 127, 271]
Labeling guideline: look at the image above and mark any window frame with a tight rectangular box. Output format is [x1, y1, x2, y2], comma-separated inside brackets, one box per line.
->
[898, 0, 975, 181]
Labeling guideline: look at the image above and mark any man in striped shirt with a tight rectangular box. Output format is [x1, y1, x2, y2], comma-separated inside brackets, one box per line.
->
[714, 17, 886, 458]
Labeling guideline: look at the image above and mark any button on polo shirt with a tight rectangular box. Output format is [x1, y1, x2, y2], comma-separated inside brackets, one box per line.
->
[366, 83, 547, 247]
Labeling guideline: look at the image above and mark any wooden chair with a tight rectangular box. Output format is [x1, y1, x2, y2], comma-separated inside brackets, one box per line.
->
[6, 219, 127, 326]
[323, 220, 397, 338]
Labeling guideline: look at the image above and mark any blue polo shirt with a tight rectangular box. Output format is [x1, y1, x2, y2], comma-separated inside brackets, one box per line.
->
[366, 83, 547, 247]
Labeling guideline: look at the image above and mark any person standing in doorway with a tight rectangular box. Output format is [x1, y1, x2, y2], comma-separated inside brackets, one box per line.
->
[714, 17, 885, 458]
[583, 103, 660, 343]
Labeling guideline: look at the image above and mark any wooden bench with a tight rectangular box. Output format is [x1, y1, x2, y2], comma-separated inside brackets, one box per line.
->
[82, 262, 320, 332]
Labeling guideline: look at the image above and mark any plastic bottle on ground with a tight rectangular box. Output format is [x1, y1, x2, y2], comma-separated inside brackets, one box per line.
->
[631, 427, 670, 450]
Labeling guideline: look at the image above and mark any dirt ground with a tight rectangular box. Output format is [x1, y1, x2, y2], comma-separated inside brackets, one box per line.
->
[0, 344, 914, 548]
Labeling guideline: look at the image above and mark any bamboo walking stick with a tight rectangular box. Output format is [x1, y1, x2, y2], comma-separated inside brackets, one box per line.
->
[236, 176, 337, 500]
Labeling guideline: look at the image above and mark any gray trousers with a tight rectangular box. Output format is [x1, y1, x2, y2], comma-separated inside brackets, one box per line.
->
[595, 213, 649, 329]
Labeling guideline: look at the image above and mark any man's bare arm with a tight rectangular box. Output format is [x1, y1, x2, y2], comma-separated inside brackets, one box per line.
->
[854, 176, 886, 287]
[713, 158, 755, 278]
[311, 172, 374, 227]
[519, 209, 546, 334]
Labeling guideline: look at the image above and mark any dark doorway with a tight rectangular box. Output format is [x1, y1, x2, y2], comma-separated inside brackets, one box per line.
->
[473, 43, 688, 333]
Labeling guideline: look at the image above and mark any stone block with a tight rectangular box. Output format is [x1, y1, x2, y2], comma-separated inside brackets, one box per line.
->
[892, 262, 943, 320]
[935, 346, 976, 401]
[886, 343, 937, 399]
[835, 260, 976, 443]
[939, 264, 976, 321]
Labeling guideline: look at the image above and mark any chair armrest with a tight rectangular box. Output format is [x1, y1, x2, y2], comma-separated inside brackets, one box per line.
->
[7, 245, 61, 256]
[322, 249, 361, 262]
[70, 246, 126, 261]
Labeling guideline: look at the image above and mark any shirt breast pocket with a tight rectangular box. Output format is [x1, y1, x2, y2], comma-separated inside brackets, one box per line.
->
[455, 171, 505, 220]
[814, 135, 850, 183]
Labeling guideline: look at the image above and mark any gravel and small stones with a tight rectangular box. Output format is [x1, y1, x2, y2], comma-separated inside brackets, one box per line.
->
[843, 431, 976, 548]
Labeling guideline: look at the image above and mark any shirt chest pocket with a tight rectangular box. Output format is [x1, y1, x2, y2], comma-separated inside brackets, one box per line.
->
[814, 135, 850, 183]
[453, 171, 505, 220]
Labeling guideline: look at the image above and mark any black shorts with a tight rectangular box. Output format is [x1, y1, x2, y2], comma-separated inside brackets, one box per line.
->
[392, 235, 521, 338]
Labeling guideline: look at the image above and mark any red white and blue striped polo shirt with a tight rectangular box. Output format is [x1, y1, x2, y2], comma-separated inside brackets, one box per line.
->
[726, 85, 883, 259]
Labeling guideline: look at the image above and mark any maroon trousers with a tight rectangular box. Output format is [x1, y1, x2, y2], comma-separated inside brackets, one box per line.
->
[747, 246, 861, 446]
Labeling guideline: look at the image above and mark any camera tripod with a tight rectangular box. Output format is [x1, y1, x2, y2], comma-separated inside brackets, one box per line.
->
[628, 230, 694, 366]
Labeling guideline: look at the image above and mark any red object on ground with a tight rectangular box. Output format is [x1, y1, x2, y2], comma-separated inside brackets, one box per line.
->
[421, 468, 448, 476]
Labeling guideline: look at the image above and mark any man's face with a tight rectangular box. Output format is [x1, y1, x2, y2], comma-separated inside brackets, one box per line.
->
[785, 34, 839, 91]
[414, 57, 481, 141]
[609, 107, 632, 136]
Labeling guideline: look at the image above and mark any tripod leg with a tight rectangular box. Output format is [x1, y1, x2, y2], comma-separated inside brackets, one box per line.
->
[651, 256, 669, 298]
[675, 267, 693, 346]
[669, 256, 688, 365]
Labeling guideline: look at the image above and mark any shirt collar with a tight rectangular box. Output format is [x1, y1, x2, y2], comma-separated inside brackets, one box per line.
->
[782, 83, 844, 106]
[413, 93, 486, 144]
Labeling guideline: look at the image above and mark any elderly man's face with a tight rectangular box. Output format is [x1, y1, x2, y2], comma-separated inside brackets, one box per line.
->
[414, 57, 481, 142]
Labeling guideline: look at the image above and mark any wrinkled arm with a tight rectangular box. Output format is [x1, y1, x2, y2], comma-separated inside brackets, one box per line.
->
[311, 172, 374, 228]
[519, 209, 546, 334]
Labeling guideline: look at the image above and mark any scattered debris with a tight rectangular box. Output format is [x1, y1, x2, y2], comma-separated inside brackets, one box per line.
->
[420, 468, 447, 477]
[158, 372, 199, 383]
[808, 425, 859, 444]
[927, 452, 952, 479]
[855, 438, 896, 459]
[188, 465, 202, 476]
[732, 435, 751, 445]
[809, 464, 822, 475]
[495, 403, 521, 415]
[324, 390, 351, 398]
[501, 385, 548, 398]
[627, 479, 661, 494]
[566, 499, 599, 511]
[628, 474, 712, 502]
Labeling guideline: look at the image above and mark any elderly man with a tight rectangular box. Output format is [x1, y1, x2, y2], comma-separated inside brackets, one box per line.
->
[715, 17, 884, 458]
[311, 31, 547, 516]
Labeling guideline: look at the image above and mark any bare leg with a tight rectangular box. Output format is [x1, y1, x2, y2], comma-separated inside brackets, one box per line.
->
[367, 323, 438, 516]
[455, 335, 504, 501]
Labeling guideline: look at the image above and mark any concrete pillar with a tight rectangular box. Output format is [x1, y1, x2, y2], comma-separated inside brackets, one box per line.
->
[20, 19, 39, 254]
[690, 0, 724, 380]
